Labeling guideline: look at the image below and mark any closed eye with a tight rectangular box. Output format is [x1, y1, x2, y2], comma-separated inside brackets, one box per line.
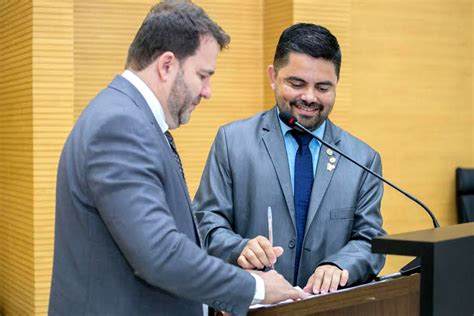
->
[286, 78, 306, 88]
[318, 85, 330, 92]
[198, 69, 215, 80]
[198, 72, 210, 80]
[316, 82, 333, 92]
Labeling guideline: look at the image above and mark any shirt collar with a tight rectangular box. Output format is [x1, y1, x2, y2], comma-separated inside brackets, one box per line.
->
[276, 107, 326, 140]
[121, 69, 169, 133]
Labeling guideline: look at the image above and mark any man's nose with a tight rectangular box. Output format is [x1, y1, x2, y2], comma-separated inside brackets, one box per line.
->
[201, 82, 212, 99]
[300, 88, 317, 103]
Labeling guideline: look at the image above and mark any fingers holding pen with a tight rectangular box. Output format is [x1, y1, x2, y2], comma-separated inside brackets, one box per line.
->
[237, 236, 284, 270]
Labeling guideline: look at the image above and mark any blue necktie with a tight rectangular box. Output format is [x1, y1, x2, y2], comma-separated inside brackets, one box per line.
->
[291, 130, 314, 284]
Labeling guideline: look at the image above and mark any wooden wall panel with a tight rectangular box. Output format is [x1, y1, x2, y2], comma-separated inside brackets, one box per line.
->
[351, 0, 472, 274]
[0, 1, 34, 315]
[72, 0, 264, 196]
[174, 0, 264, 195]
[73, 0, 155, 120]
[292, 0, 473, 274]
[32, 1, 74, 313]
[294, 0, 353, 127]
[263, 0, 293, 108]
[0, 1, 472, 314]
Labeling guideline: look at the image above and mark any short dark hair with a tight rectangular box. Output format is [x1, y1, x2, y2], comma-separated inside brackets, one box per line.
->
[273, 23, 341, 78]
[126, 0, 230, 71]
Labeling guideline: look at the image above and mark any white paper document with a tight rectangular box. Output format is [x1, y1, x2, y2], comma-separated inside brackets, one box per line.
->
[249, 280, 385, 310]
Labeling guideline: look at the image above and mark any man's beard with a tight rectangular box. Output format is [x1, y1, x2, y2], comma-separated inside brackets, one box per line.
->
[168, 70, 194, 127]
[283, 98, 327, 131]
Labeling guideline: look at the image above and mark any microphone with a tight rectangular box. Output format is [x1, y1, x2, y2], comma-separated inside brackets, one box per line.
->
[279, 111, 440, 279]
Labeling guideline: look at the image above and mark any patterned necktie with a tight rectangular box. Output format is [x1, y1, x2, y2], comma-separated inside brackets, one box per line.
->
[164, 131, 185, 181]
[290, 130, 314, 284]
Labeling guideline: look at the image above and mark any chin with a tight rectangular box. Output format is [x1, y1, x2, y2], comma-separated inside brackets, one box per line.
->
[300, 118, 323, 131]
[179, 114, 191, 125]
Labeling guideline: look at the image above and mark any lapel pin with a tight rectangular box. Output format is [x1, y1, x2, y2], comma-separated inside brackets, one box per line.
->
[329, 157, 336, 164]
[326, 148, 333, 156]
[326, 162, 335, 171]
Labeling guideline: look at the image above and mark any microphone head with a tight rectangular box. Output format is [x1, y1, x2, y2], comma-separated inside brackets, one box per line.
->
[279, 111, 297, 128]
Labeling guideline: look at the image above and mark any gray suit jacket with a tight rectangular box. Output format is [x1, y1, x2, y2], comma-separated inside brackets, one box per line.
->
[194, 107, 386, 287]
[49, 76, 255, 316]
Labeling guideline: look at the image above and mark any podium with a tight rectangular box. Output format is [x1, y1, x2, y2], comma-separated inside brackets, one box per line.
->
[372, 222, 474, 316]
[248, 274, 420, 315]
[249, 223, 473, 316]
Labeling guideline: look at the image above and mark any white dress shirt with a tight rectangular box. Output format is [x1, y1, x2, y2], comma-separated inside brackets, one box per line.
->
[122, 70, 169, 133]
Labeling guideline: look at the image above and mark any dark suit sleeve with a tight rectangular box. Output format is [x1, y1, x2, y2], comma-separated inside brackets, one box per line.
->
[85, 112, 254, 315]
[319, 151, 386, 284]
[194, 127, 250, 265]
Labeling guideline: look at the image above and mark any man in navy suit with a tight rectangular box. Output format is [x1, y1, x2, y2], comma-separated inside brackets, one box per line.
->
[48, 1, 303, 315]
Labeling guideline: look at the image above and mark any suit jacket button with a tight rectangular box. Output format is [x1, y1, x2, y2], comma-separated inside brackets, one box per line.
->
[288, 240, 295, 249]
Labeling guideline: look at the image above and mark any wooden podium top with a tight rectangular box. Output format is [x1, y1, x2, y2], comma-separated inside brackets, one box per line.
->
[248, 274, 420, 316]
[375, 222, 474, 243]
[371, 222, 474, 316]
[372, 222, 474, 256]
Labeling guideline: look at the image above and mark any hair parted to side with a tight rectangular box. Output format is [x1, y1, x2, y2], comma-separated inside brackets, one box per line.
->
[273, 23, 341, 78]
[126, 0, 230, 71]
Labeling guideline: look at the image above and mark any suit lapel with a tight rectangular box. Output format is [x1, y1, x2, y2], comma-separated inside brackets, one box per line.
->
[108, 76, 200, 245]
[261, 107, 296, 227]
[108, 75, 168, 142]
[305, 120, 342, 231]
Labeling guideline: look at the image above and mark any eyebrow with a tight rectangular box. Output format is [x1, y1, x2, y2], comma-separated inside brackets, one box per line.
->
[316, 80, 334, 86]
[286, 76, 306, 83]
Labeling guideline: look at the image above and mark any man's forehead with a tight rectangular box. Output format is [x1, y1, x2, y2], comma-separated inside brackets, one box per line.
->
[284, 52, 332, 67]
[182, 37, 218, 71]
[276, 53, 337, 79]
[199, 35, 218, 46]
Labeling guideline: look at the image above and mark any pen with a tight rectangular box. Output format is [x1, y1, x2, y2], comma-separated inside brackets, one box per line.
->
[267, 206, 274, 270]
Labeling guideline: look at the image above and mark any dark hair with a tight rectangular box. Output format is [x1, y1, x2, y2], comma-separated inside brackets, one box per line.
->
[126, 0, 230, 71]
[273, 23, 341, 78]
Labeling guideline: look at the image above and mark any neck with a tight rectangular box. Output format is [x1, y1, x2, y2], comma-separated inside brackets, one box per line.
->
[129, 67, 174, 127]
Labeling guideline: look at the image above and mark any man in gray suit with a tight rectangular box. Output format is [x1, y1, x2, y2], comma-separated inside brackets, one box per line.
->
[49, 2, 303, 315]
[194, 23, 386, 295]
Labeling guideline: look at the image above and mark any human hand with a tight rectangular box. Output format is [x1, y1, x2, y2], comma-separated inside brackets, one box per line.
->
[237, 236, 283, 269]
[303, 264, 349, 294]
[253, 270, 306, 304]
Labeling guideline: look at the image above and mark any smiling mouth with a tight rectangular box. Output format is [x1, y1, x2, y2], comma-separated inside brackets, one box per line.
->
[291, 101, 322, 114]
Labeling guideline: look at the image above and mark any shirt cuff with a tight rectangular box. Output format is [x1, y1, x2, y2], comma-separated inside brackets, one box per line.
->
[250, 273, 265, 305]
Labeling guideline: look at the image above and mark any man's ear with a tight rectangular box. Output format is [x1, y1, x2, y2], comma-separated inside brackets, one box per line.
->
[156, 51, 178, 81]
[267, 65, 277, 90]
